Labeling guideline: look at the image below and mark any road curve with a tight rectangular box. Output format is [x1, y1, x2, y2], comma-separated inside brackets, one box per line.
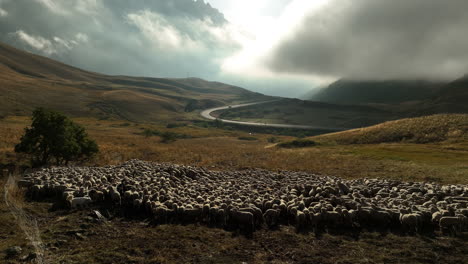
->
[200, 101, 347, 131]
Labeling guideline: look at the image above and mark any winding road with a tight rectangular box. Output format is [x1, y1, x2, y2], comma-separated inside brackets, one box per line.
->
[200, 101, 346, 131]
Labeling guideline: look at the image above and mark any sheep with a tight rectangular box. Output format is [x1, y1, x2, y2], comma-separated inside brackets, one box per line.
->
[400, 213, 420, 234]
[230, 208, 254, 234]
[369, 210, 391, 230]
[439, 216, 467, 235]
[323, 210, 341, 230]
[109, 187, 121, 206]
[89, 190, 105, 203]
[209, 207, 220, 226]
[239, 207, 263, 228]
[64, 192, 74, 208]
[341, 209, 354, 228]
[71, 197, 92, 209]
[21, 159, 468, 237]
[182, 207, 203, 224]
[30, 185, 44, 200]
[216, 208, 227, 227]
[263, 209, 280, 229]
[458, 209, 468, 217]
[153, 206, 170, 224]
[295, 211, 307, 232]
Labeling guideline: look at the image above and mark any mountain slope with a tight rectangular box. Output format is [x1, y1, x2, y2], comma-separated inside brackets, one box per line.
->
[419, 75, 468, 114]
[213, 98, 400, 129]
[308, 79, 443, 105]
[0, 42, 267, 121]
[312, 114, 468, 144]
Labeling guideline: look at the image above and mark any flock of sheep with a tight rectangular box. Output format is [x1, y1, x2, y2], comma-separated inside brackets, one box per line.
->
[19, 160, 468, 236]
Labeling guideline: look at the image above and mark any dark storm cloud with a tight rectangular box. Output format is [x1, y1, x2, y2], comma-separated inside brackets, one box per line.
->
[0, 0, 238, 79]
[268, 0, 468, 80]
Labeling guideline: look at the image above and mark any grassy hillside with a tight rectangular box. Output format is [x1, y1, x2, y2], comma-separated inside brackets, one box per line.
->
[215, 77, 468, 129]
[312, 114, 468, 145]
[216, 98, 400, 129]
[416, 75, 468, 115]
[1, 116, 467, 184]
[306, 77, 468, 117]
[0, 42, 268, 122]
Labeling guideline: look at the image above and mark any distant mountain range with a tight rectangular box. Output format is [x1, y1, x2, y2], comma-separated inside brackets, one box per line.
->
[423, 75, 468, 113]
[2, 40, 468, 127]
[0, 42, 267, 122]
[306, 79, 444, 104]
[305, 77, 468, 114]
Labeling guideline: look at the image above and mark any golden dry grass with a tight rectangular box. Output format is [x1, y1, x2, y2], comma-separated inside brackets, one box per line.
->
[1, 117, 468, 263]
[1, 115, 468, 184]
[313, 114, 468, 144]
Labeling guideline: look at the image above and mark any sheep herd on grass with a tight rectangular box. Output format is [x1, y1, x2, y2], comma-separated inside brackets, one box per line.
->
[18, 160, 468, 236]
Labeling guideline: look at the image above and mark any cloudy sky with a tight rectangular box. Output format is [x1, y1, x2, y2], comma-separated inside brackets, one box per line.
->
[1, 0, 467, 97]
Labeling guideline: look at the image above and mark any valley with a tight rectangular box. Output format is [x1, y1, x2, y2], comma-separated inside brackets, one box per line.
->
[0, 43, 269, 123]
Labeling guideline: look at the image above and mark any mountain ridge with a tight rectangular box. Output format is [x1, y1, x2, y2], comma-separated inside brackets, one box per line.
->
[307, 79, 445, 105]
[0, 42, 268, 122]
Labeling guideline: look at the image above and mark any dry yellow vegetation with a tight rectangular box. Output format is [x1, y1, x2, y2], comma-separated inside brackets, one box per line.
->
[1, 115, 468, 184]
[313, 114, 468, 144]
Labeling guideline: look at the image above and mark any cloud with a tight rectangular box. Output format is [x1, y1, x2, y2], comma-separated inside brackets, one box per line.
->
[33, 0, 101, 15]
[220, 0, 331, 83]
[126, 10, 201, 51]
[75, 33, 89, 43]
[11, 30, 89, 55]
[34, 0, 68, 15]
[13, 30, 57, 55]
[0, 0, 7, 17]
[266, 0, 468, 80]
[0, 0, 237, 79]
[0, 0, 318, 97]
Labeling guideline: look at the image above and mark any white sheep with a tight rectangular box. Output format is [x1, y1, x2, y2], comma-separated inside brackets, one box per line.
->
[71, 197, 92, 209]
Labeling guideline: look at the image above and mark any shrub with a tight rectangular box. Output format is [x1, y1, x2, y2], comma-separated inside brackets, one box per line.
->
[238, 136, 258, 141]
[278, 139, 316, 148]
[166, 123, 187, 129]
[161, 132, 178, 143]
[143, 129, 158, 137]
[15, 108, 98, 167]
[267, 137, 279, 143]
[141, 129, 191, 143]
[213, 119, 224, 128]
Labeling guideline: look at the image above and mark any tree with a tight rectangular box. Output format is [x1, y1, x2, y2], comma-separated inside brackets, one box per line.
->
[15, 108, 99, 167]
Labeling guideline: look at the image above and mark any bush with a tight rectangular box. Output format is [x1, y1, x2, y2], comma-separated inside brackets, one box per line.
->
[267, 137, 279, 143]
[278, 139, 317, 148]
[15, 108, 99, 167]
[238, 136, 258, 141]
[166, 123, 187, 129]
[213, 119, 224, 128]
[141, 128, 191, 143]
[160, 132, 178, 143]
